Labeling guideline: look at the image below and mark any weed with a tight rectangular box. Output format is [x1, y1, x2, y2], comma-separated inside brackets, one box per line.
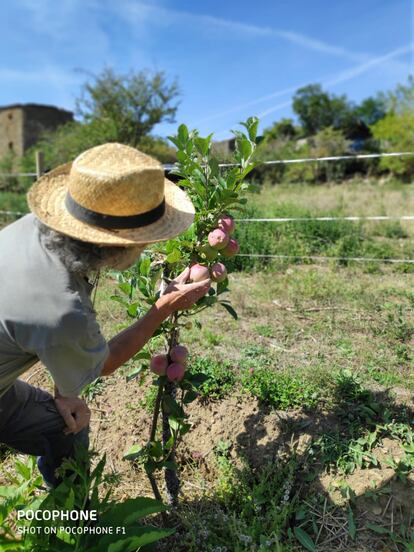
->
[203, 330, 224, 346]
[254, 324, 274, 338]
[175, 449, 300, 551]
[189, 357, 237, 400]
[81, 377, 106, 401]
[241, 367, 319, 410]
[139, 385, 158, 412]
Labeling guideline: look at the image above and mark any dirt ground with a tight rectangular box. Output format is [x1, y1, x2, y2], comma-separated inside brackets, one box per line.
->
[5, 358, 411, 552]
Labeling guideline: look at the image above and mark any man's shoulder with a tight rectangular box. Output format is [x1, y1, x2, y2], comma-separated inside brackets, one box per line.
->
[0, 214, 84, 326]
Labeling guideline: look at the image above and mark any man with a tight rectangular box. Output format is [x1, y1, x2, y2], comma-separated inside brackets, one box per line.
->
[0, 143, 210, 487]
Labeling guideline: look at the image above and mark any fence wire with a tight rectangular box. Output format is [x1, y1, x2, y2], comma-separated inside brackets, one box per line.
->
[1, 150, 413, 266]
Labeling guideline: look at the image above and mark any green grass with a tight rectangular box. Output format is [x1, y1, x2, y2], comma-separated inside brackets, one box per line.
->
[2, 178, 414, 551]
[226, 179, 414, 272]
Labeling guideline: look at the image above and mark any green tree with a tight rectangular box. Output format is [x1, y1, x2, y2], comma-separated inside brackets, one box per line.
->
[386, 75, 414, 113]
[370, 77, 414, 178]
[21, 67, 179, 173]
[264, 117, 298, 140]
[76, 67, 180, 146]
[354, 95, 387, 127]
[310, 126, 350, 181]
[292, 84, 353, 135]
[292, 84, 367, 139]
[371, 111, 414, 177]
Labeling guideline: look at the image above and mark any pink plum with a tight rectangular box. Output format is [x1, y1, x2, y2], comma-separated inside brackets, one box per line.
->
[208, 228, 230, 251]
[189, 263, 210, 283]
[218, 214, 235, 235]
[170, 345, 189, 364]
[221, 238, 239, 258]
[167, 362, 186, 382]
[210, 262, 227, 283]
[150, 354, 168, 376]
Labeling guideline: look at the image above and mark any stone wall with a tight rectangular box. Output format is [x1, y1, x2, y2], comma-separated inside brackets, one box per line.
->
[0, 107, 25, 158]
[0, 104, 73, 161]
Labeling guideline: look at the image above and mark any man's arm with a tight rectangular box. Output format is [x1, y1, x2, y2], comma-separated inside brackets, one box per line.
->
[101, 297, 171, 376]
[52, 268, 210, 435]
[101, 268, 210, 377]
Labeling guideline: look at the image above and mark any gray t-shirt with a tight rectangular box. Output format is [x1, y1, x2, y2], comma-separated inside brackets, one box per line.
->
[0, 214, 109, 398]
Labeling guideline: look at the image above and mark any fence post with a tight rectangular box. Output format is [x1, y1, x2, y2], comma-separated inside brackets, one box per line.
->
[35, 151, 44, 179]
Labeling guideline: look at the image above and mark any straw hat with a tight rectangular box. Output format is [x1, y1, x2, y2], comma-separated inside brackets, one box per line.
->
[27, 143, 195, 246]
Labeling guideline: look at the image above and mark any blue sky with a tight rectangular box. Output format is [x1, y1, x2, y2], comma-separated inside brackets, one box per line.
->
[0, 0, 413, 139]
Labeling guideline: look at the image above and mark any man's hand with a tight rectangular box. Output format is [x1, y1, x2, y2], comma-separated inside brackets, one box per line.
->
[54, 395, 91, 435]
[158, 267, 211, 313]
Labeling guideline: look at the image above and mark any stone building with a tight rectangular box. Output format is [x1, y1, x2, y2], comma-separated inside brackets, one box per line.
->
[0, 103, 73, 159]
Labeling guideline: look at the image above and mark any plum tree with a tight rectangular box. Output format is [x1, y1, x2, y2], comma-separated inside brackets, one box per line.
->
[114, 117, 258, 509]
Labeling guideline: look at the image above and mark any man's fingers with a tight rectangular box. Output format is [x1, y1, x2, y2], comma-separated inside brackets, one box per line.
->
[61, 409, 78, 435]
[185, 278, 211, 292]
[175, 267, 190, 284]
[72, 409, 91, 434]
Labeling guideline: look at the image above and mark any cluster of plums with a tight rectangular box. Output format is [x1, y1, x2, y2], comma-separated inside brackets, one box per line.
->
[149, 216, 239, 382]
[150, 345, 189, 382]
[191, 214, 239, 284]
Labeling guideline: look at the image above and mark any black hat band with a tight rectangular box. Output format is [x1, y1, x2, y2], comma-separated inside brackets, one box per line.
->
[65, 192, 166, 230]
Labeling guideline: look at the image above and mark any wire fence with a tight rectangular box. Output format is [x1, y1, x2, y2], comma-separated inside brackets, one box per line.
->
[235, 253, 414, 264]
[1, 150, 413, 266]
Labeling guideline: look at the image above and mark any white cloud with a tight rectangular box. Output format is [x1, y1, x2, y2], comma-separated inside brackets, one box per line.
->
[123, 1, 369, 62]
[210, 43, 413, 136]
[253, 44, 413, 121]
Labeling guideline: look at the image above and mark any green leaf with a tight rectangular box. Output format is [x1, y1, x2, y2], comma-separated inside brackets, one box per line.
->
[14, 460, 31, 480]
[169, 417, 181, 431]
[123, 444, 145, 461]
[365, 523, 390, 535]
[216, 278, 229, 295]
[219, 302, 238, 320]
[176, 150, 187, 163]
[186, 372, 210, 388]
[119, 282, 133, 296]
[178, 123, 189, 144]
[167, 135, 181, 148]
[240, 116, 259, 141]
[139, 257, 151, 276]
[293, 527, 317, 552]
[110, 295, 129, 307]
[236, 136, 253, 161]
[348, 507, 356, 540]
[194, 136, 211, 156]
[133, 351, 151, 361]
[162, 395, 185, 418]
[191, 178, 207, 198]
[183, 390, 198, 404]
[179, 423, 191, 436]
[166, 249, 182, 264]
[126, 365, 145, 382]
[149, 441, 163, 459]
[208, 158, 219, 177]
[127, 302, 138, 317]
[99, 498, 169, 528]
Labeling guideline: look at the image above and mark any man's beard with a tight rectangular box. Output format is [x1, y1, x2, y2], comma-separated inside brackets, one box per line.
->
[103, 245, 145, 271]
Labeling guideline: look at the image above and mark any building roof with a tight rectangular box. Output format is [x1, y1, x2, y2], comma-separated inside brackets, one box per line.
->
[0, 103, 73, 116]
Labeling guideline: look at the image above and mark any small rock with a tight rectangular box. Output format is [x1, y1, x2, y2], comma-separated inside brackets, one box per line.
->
[372, 505, 382, 516]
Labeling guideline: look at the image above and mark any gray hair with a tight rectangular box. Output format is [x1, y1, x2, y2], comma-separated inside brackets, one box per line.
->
[35, 217, 143, 275]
